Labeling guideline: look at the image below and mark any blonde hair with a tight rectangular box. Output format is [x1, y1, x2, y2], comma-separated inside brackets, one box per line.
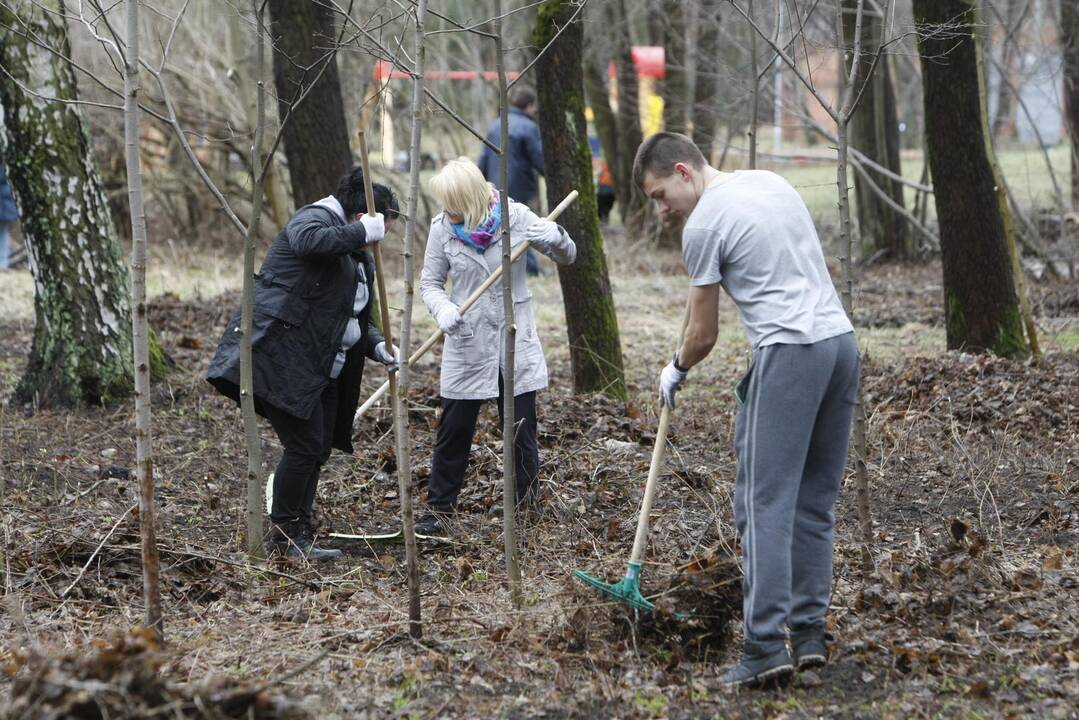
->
[429, 158, 493, 230]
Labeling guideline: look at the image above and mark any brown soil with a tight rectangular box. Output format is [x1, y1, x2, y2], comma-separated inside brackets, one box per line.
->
[0, 260, 1076, 719]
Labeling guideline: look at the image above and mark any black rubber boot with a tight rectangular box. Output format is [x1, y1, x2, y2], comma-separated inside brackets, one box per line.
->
[415, 510, 453, 537]
[267, 520, 341, 561]
[791, 627, 833, 670]
[719, 643, 794, 689]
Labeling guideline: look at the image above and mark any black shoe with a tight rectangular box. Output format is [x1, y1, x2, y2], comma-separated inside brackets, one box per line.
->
[719, 645, 794, 689]
[415, 511, 451, 537]
[515, 483, 547, 509]
[791, 627, 832, 670]
[267, 521, 342, 561]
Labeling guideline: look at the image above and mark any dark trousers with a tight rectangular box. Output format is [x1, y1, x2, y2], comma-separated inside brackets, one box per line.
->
[427, 377, 538, 512]
[597, 192, 615, 223]
[265, 379, 338, 526]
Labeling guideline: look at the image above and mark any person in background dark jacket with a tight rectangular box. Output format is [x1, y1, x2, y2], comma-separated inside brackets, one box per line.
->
[207, 167, 399, 560]
[477, 86, 545, 275]
[0, 162, 19, 270]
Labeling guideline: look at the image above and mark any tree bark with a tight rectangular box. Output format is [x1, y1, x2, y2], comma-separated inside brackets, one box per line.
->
[242, 0, 267, 561]
[843, 1, 912, 260]
[124, 0, 164, 641]
[913, 0, 1028, 358]
[494, 1, 523, 610]
[396, 0, 427, 640]
[0, 4, 140, 407]
[657, 0, 689, 135]
[535, 0, 628, 401]
[691, 0, 721, 162]
[266, 0, 353, 206]
[583, 61, 621, 209]
[1063, 0, 1079, 207]
[611, 0, 645, 224]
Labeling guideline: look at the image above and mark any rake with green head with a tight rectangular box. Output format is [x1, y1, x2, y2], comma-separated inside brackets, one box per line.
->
[574, 401, 674, 614]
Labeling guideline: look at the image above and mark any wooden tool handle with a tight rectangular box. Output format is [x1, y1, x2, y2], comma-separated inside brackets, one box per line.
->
[627, 301, 692, 565]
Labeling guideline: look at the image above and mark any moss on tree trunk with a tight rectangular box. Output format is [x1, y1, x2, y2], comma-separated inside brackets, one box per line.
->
[534, 0, 627, 400]
[912, 0, 1028, 358]
[0, 4, 166, 406]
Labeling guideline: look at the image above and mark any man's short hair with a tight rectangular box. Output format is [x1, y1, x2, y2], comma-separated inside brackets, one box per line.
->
[632, 132, 706, 189]
[511, 86, 536, 111]
[334, 166, 401, 219]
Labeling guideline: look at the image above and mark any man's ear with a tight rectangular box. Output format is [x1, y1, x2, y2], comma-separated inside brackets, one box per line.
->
[674, 162, 692, 181]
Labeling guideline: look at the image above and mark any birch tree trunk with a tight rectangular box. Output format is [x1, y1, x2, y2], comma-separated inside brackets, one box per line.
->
[396, 0, 428, 640]
[535, 0, 627, 400]
[124, 0, 163, 640]
[241, 0, 267, 560]
[0, 4, 140, 407]
[494, 0, 523, 610]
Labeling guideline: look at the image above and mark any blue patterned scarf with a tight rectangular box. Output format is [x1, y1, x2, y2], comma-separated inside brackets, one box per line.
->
[451, 189, 502, 252]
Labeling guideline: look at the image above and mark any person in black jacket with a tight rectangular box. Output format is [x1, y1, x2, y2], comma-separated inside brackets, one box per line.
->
[208, 167, 399, 560]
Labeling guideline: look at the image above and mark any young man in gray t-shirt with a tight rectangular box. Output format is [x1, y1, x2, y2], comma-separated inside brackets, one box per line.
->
[634, 132, 859, 688]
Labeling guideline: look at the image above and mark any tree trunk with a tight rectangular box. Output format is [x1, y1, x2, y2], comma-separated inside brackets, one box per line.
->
[913, 0, 1028, 358]
[748, 0, 759, 169]
[987, 0, 1020, 141]
[583, 61, 621, 210]
[228, 5, 290, 229]
[0, 4, 138, 407]
[494, 1, 523, 610]
[242, 0, 267, 561]
[124, 0, 164, 641]
[396, 0, 427, 640]
[1063, 0, 1079, 207]
[611, 0, 645, 224]
[266, 0, 352, 206]
[691, 0, 721, 162]
[658, 0, 689, 134]
[535, 0, 628, 401]
[842, 1, 913, 260]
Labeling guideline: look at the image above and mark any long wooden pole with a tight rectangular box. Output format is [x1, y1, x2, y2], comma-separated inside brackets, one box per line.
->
[356, 128, 421, 633]
[354, 190, 578, 421]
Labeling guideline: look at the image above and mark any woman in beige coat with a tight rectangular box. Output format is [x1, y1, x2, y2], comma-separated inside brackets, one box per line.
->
[417, 158, 576, 535]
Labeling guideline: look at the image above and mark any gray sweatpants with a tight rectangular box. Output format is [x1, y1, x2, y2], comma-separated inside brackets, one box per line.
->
[733, 332, 859, 653]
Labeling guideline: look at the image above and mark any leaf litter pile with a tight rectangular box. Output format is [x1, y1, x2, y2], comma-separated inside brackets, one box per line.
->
[0, 262, 1077, 718]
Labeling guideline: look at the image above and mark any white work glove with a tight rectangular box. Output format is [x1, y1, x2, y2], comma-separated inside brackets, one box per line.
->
[358, 212, 384, 244]
[658, 356, 688, 409]
[524, 219, 559, 252]
[435, 305, 467, 337]
[374, 341, 399, 370]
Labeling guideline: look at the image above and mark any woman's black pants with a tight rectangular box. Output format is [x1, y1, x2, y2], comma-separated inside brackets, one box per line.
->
[426, 377, 538, 512]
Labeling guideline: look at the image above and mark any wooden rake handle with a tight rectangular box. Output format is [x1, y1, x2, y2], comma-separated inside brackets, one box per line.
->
[628, 301, 692, 566]
[357, 129, 396, 363]
[353, 189, 579, 424]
